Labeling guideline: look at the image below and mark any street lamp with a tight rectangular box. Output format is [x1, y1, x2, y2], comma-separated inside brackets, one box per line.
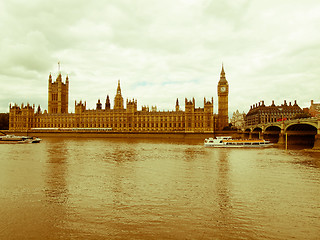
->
[278, 107, 287, 150]
[278, 107, 283, 121]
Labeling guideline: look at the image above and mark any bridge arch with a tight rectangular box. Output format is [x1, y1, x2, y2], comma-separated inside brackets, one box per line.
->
[251, 127, 262, 139]
[265, 125, 281, 133]
[284, 123, 318, 147]
[285, 122, 318, 132]
[243, 128, 251, 138]
[263, 125, 281, 142]
[252, 127, 262, 132]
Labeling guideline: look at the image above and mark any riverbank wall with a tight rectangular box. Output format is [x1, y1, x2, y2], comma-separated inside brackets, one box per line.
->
[3, 130, 243, 139]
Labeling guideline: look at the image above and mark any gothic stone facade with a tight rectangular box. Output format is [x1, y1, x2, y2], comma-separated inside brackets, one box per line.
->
[230, 110, 246, 130]
[9, 67, 229, 132]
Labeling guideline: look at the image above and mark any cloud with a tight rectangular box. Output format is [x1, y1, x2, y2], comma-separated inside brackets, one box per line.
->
[0, 0, 319, 116]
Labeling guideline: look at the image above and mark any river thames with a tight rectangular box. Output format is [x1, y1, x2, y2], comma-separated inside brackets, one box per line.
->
[0, 137, 319, 239]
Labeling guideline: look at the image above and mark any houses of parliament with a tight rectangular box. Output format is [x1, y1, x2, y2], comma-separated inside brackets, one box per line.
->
[9, 65, 229, 133]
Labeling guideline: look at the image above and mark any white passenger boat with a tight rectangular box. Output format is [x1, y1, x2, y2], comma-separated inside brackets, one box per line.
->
[204, 136, 272, 147]
[0, 134, 41, 143]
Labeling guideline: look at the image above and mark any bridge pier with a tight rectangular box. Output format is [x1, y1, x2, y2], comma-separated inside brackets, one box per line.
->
[277, 124, 286, 146]
[313, 134, 320, 150]
[277, 133, 285, 146]
[260, 132, 264, 139]
[314, 120, 320, 150]
[241, 132, 247, 139]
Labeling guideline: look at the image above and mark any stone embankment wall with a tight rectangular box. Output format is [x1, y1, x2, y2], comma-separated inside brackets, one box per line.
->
[5, 130, 241, 139]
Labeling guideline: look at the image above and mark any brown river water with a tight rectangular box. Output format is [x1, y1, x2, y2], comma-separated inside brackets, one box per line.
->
[0, 137, 319, 240]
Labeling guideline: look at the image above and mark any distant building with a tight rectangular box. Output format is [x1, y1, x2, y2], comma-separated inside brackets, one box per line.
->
[230, 110, 246, 130]
[9, 65, 230, 132]
[309, 100, 320, 118]
[245, 100, 304, 126]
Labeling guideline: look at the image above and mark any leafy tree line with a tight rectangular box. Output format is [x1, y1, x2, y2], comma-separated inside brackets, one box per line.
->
[292, 112, 312, 119]
[0, 113, 9, 130]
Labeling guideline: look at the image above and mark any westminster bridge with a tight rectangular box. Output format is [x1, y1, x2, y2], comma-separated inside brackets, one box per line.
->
[243, 117, 320, 149]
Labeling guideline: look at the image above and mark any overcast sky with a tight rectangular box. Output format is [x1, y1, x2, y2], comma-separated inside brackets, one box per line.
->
[1, 0, 319, 116]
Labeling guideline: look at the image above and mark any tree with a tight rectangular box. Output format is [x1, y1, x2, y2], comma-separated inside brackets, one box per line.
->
[223, 123, 238, 131]
[292, 112, 312, 120]
[0, 113, 9, 130]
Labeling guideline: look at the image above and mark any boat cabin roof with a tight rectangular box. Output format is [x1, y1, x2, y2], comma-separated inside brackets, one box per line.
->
[216, 136, 232, 140]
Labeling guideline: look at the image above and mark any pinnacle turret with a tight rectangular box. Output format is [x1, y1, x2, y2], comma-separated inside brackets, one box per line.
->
[117, 80, 121, 95]
[114, 81, 124, 109]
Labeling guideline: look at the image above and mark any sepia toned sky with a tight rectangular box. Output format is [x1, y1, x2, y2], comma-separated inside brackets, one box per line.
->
[1, 0, 319, 116]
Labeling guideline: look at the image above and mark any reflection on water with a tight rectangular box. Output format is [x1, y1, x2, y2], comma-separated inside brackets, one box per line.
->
[45, 139, 69, 204]
[217, 150, 231, 214]
[0, 138, 320, 240]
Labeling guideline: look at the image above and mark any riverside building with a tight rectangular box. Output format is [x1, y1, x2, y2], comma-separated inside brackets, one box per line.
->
[9, 65, 229, 133]
[245, 100, 304, 126]
[309, 100, 320, 118]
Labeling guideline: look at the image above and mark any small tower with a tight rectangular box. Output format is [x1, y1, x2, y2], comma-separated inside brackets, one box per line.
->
[105, 95, 110, 110]
[217, 64, 229, 130]
[114, 80, 124, 110]
[75, 100, 86, 114]
[96, 99, 102, 110]
[204, 97, 214, 132]
[126, 98, 137, 113]
[37, 105, 41, 114]
[176, 98, 179, 111]
[204, 97, 214, 114]
[185, 98, 195, 132]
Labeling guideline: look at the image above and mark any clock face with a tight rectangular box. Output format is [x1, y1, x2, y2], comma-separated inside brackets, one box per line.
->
[220, 86, 226, 92]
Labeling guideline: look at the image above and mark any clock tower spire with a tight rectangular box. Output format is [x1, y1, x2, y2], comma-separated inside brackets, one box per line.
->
[217, 64, 229, 130]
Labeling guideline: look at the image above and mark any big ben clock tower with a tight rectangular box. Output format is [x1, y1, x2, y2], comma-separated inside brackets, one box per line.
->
[217, 64, 229, 130]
